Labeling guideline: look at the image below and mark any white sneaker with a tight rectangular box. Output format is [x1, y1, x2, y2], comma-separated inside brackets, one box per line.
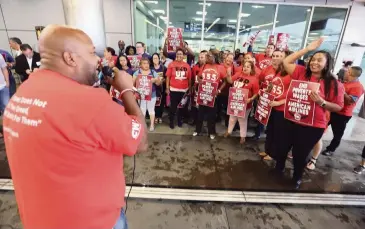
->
[149, 126, 155, 132]
[210, 135, 216, 140]
[193, 132, 198, 137]
[306, 158, 317, 170]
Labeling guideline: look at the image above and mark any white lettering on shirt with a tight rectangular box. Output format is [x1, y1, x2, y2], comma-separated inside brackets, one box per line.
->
[131, 120, 141, 140]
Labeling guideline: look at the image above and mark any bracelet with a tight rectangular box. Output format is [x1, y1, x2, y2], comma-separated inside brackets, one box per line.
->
[120, 88, 134, 97]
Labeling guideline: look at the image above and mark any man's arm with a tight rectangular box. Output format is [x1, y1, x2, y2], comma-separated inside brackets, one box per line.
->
[0, 56, 9, 87]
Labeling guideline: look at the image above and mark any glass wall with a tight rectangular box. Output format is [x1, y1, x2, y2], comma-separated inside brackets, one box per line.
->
[275, 5, 312, 51]
[133, 0, 349, 58]
[305, 7, 347, 56]
[238, 3, 276, 53]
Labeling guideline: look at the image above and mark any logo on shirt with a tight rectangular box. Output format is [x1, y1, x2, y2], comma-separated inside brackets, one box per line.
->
[270, 77, 284, 98]
[131, 120, 141, 140]
[259, 59, 272, 70]
[175, 71, 187, 81]
[202, 69, 218, 82]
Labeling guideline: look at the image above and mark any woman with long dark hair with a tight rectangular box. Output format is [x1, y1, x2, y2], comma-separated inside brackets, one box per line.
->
[151, 53, 166, 124]
[276, 38, 345, 189]
[115, 54, 134, 75]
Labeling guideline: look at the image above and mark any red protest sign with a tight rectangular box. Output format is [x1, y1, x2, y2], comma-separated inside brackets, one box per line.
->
[255, 90, 275, 126]
[227, 87, 249, 118]
[178, 91, 190, 108]
[136, 74, 153, 101]
[284, 80, 320, 126]
[197, 81, 218, 107]
[276, 33, 290, 51]
[127, 55, 142, 71]
[268, 35, 275, 45]
[167, 27, 183, 52]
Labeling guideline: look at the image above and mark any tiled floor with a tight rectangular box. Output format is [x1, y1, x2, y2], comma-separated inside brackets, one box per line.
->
[1, 191, 365, 229]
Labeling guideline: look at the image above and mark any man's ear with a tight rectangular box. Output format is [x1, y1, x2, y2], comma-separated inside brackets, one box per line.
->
[63, 52, 77, 67]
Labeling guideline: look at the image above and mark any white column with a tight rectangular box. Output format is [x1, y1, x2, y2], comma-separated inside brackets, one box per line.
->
[62, 0, 106, 56]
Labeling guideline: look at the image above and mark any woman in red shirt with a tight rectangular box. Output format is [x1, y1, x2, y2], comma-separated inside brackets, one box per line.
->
[166, 48, 192, 129]
[276, 38, 344, 189]
[193, 51, 227, 140]
[224, 61, 259, 144]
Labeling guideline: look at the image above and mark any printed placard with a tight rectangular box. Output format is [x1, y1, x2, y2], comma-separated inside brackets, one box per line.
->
[255, 90, 275, 126]
[167, 27, 184, 52]
[197, 81, 218, 107]
[136, 74, 153, 101]
[268, 35, 275, 45]
[178, 91, 190, 108]
[276, 33, 290, 51]
[227, 87, 249, 118]
[155, 93, 162, 107]
[284, 80, 320, 126]
[127, 55, 142, 71]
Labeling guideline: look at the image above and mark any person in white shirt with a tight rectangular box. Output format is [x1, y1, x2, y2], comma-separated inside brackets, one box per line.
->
[9, 37, 23, 58]
[0, 55, 10, 114]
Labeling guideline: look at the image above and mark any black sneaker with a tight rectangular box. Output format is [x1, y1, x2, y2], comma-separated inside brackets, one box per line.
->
[353, 165, 365, 174]
[322, 149, 334, 156]
[169, 122, 175, 129]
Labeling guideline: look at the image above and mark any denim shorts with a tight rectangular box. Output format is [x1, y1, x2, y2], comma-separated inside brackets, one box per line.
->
[113, 209, 128, 229]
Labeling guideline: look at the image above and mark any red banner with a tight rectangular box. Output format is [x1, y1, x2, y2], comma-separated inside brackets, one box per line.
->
[284, 80, 320, 126]
[197, 81, 218, 107]
[136, 74, 153, 101]
[227, 87, 249, 118]
[255, 90, 275, 126]
[167, 27, 183, 52]
[127, 55, 142, 71]
[276, 33, 290, 51]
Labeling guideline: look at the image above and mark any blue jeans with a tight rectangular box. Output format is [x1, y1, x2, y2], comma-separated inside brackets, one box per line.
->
[0, 87, 10, 114]
[113, 209, 128, 229]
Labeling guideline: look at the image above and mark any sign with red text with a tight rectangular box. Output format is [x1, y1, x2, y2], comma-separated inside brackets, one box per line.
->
[243, 30, 261, 47]
[227, 88, 249, 118]
[167, 27, 183, 52]
[268, 35, 275, 45]
[255, 90, 275, 126]
[276, 33, 290, 51]
[284, 80, 320, 126]
[136, 74, 153, 101]
[197, 81, 218, 107]
[127, 55, 142, 71]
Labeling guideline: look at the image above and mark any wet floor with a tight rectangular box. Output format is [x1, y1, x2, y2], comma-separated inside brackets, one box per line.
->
[1, 191, 364, 229]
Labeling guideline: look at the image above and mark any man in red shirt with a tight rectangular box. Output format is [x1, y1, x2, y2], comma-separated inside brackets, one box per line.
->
[322, 66, 364, 156]
[3, 25, 147, 229]
[255, 44, 275, 70]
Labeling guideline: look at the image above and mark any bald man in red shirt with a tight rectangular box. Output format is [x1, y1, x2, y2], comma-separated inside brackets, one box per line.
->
[3, 25, 147, 229]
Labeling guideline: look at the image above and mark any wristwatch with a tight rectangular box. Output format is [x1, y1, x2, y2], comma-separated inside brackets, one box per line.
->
[320, 100, 327, 107]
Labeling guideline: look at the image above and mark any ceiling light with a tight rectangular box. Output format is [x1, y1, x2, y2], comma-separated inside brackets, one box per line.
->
[169, 22, 172, 24]
[310, 32, 319, 35]
[206, 18, 221, 33]
[240, 13, 251, 18]
[148, 10, 154, 17]
[252, 5, 265, 9]
[145, 1, 158, 4]
[145, 19, 164, 32]
[307, 9, 311, 12]
[229, 19, 237, 23]
[199, 3, 211, 7]
[196, 11, 207, 16]
[153, 9, 165, 14]
[194, 18, 203, 21]
[137, 1, 145, 8]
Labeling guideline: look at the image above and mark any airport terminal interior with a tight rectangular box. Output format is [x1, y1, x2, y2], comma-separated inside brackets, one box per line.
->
[1, 0, 365, 228]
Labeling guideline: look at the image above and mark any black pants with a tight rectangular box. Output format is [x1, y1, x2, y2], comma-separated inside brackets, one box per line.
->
[265, 110, 285, 159]
[362, 145, 365, 159]
[196, 105, 217, 135]
[191, 106, 198, 123]
[169, 91, 185, 125]
[155, 94, 166, 118]
[275, 120, 325, 181]
[326, 112, 351, 152]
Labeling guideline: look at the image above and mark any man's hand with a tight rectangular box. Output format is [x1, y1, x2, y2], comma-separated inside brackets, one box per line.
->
[270, 101, 281, 107]
[26, 69, 32, 75]
[112, 70, 134, 92]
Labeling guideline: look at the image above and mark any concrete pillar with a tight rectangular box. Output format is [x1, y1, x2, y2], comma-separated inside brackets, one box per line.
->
[62, 0, 106, 56]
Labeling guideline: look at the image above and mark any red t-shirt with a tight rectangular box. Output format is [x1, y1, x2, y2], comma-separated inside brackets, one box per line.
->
[166, 61, 192, 92]
[231, 72, 260, 109]
[269, 73, 292, 112]
[291, 65, 345, 129]
[198, 64, 226, 84]
[3, 70, 143, 229]
[259, 65, 276, 89]
[192, 64, 204, 84]
[255, 53, 272, 70]
[337, 80, 364, 116]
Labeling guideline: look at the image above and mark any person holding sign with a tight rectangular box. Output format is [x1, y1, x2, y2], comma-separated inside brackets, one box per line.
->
[275, 38, 344, 189]
[224, 61, 259, 144]
[166, 48, 192, 129]
[133, 57, 161, 131]
[193, 51, 227, 140]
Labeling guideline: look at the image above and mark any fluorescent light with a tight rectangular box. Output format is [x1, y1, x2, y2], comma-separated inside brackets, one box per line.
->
[206, 18, 220, 33]
[194, 18, 203, 21]
[229, 19, 237, 23]
[310, 32, 319, 35]
[153, 9, 165, 14]
[196, 11, 207, 16]
[199, 3, 211, 7]
[148, 10, 154, 17]
[159, 16, 167, 20]
[145, 19, 164, 32]
[137, 1, 144, 8]
[307, 9, 311, 12]
[252, 5, 265, 9]
[169, 22, 172, 24]
[240, 13, 251, 18]
[145, 1, 158, 4]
